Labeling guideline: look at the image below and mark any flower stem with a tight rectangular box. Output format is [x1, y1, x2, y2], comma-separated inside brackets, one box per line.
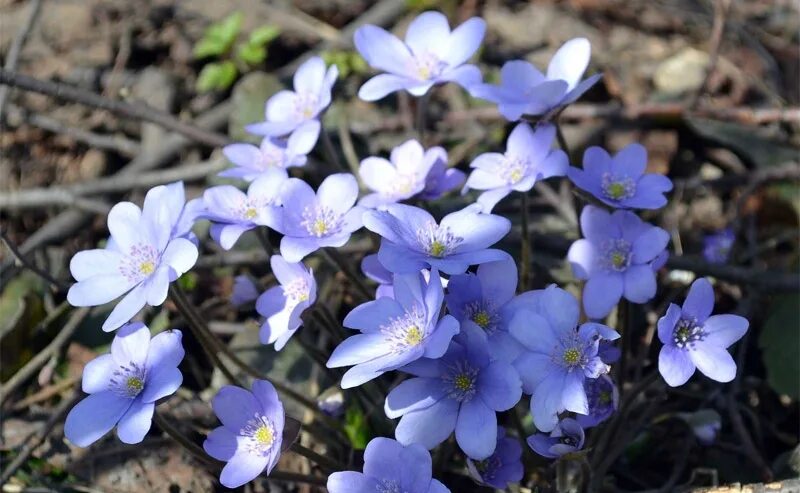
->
[555, 121, 570, 157]
[520, 191, 531, 289]
[291, 443, 344, 473]
[416, 92, 431, 144]
[321, 247, 373, 300]
[320, 128, 345, 172]
[256, 227, 274, 259]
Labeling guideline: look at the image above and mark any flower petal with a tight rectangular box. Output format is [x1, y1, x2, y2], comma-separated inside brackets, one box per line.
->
[67, 274, 134, 307]
[395, 398, 458, 450]
[583, 273, 623, 320]
[65, 391, 132, 447]
[354, 25, 413, 75]
[546, 38, 591, 90]
[102, 283, 148, 332]
[659, 345, 696, 387]
[358, 74, 416, 101]
[203, 426, 237, 461]
[623, 265, 657, 303]
[443, 17, 485, 66]
[81, 354, 116, 394]
[456, 398, 496, 459]
[111, 322, 150, 366]
[117, 398, 154, 444]
[385, 377, 445, 419]
[682, 278, 715, 323]
[70, 249, 123, 281]
[318, 173, 359, 215]
[212, 385, 261, 432]
[702, 314, 749, 348]
[477, 361, 521, 411]
[219, 449, 270, 489]
[327, 472, 378, 493]
[689, 343, 737, 383]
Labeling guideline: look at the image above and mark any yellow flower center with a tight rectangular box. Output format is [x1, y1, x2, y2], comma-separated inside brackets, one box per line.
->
[598, 391, 612, 405]
[611, 252, 627, 269]
[254, 425, 274, 447]
[473, 311, 491, 329]
[454, 374, 473, 392]
[509, 169, 523, 183]
[139, 261, 155, 275]
[313, 218, 328, 236]
[606, 182, 627, 200]
[244, 207, 258, 219]
[563, 348, 581, 365]
[404, 326, 423, 346]
[126, 376, 144, 394]
[429, 240, 446, 257]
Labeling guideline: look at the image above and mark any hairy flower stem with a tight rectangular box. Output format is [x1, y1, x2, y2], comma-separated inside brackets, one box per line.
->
[169, 285, 345, 436]
[416, 91, 431, 144]
[520, 191, 532, 289]
[320, 129, 345, 172]
[555, 122, 570, 158]
[321, 247, 373, 300]
[256, 227, 274, 258]
[291, 443, 345, 473]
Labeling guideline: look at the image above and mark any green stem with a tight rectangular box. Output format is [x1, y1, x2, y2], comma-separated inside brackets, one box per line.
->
[320, 128, 345, 172]
[291, 443, 344, 472]
[321, 247, 373, 300]
[555, 121, 570, 157]
[416, 91, 431, 143]
[520, 192, 531, 289]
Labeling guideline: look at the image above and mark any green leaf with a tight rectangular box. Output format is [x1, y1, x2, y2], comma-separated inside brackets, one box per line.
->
[216, 60, 238, 89]
[249, 25, 280, 46]
[217, 12, 244, 47]
[195, 11, 243, 59]
[343, 405, 371, 450]
[236, 42, 267, 66]
[759, 294, 800, 399]
[193, 37, 227, 59]
[197, 61, 238, 92]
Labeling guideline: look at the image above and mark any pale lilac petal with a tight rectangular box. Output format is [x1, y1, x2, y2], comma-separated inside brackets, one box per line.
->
[111, 322, 150, 366]
[220, 449, 270, 489]
[107, 202, 143, 252]
[613, 143, 648, 178]
[102, 283, 148, 331]
[500, 60, 545, 94]
[327, 472, 378, 493]
[422, 315, 459, 359]
[437, 64, 482, 88]
[657, 304, 683, 344]
[456, 398, 496, 459]
[442, 208, 511, 253]
[358, 74, 417, 101]
[475, 188, 511, 212]
[568, 239, 598, 280]
[265, 90, 299, 124]
[395, 398, 458, 449]
[682, 278, 714, 323]
[428, 479, 450, 493]
[355, 25, 413, 76]
[343, 296, 404, 332]
[64, 391, 131, 447]
[546, 38, 591, 91]
[223, 143, 261, 168]
[513, 353, 551, 394]
[70, 249, 123, 281]
[623, 265, 657, 303]
[703, 315, 748, 348]
[287, 124, 319, 155]
[116, 399, 154, 444]
[689, 343, 737, 382]
[443, 17, 485, 66]
[509, 310, 556, 353]
[562, 371, 588, 415]
[327, 333, 388, 367]
[280, 236, 320, 263]
[540, 284, 580, 332]
[659, 345, 696, 387]
[293, 56, 326, 94]
[477, 362, 521, 411]
[81, 354, 115, 394]
[531, 371, 566, 432]
[140, 366, 182, 403]
[562, 72, 602, 104]
[204, 426, 237, 461]
[583, 273, 623, 319]
[67, 274, 134, 307]
[405, 11, 450, 57]
[385, 377, 445, 419]
[212, 385, 261, 432]
[318, 173, 359, 215]
[360, 157, 398, 193]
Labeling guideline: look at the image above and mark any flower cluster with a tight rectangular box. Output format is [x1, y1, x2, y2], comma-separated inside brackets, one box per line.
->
[59, 8, 752, 491]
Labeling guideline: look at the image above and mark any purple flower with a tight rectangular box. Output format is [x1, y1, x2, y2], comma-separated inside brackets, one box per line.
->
[363, 203, 511, 275]
[271, 173, 364, 262]
[354, 11, 485, 101]
[385, 324, 522, 459]
[361, 253, 395, 299]
[327, 437, 450, 493]
[527, 418, 585, 459]
[657, 278, 748, 387]
[568, 144, 673, 210]
[465, 427, 523, 489]
[231, 275, 260, 306]
[202, 170, 285, 250]
[65, 323, 184, 446]
[220, 131, 316, 181]
[509, 285, 619, 432]
[68, 183, 199, 331]
[359, 140, 461, 208]
[470, 38, 601, 120]
[568, 205, 670, 319]
[327, 269, 459, 388]
[464, 123, 568, 211]
[256, 255, 317, 350]
[576, 375, 618, 428]
[679, 409, 722, 446]
[445, 258, 528, 362]
[245, 56, 338, 144]
[204, 380, 285, 488]
[703, 228, 735, 264]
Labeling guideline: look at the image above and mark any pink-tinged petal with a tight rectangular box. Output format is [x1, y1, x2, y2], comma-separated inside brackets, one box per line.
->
[358, 74, 415, 101]
[317, 173, 358, 215]
[682, 278, 715, 323]
[385, 377, 445, 419]
[568, 239, 598, 280]
[327, 471, 378, 493]
[102, 283, 148, 331]
[327, 333, 388, 367]
[623, 265, 657, 303]
[689, 343, 737, 383]
[293, 56, 326, 94]
[81, 354, 115, 394]
[70, 249, 123, 281]
[67, 273, 134, 307]
[657, 304, 683, 345]
[443, 17, 485, 66]
[703, 315, 748, 348]
[583, 272, 623, 320]
[219, 449, 271, 489]
[546, 38, 591, 90]
[203, 426, 237, 461]
[223, 143, 261, 168]
[613, 143, 647, 178]
[456, 398, 496, 459]
[107, 202, 143, 253]
[117, 399, 154, 444]
[659, 345, 696, 387]
[405, 11, 450, 57]
[111, 322, 150, 366]
[64, 391, 132, 447]
[395, 398, 458, 449]
[354, 25, 413, 75]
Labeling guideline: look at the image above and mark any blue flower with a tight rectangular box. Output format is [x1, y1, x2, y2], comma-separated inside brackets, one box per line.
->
[703, 228, 735, 264]
[363, 203, 511, 275]
[385, 324, 522, 459]
[568, 205, 670, 319]
[327, 270, 459, 388]
[576, 375, 618, 428]
[528, 418, 585, 459]
[466, 427, 523, 488]
[657, 278, 748, 387]
[256, 255, 316, 350]
[220, 132, 316, 181]
[509, 285, 618, 431]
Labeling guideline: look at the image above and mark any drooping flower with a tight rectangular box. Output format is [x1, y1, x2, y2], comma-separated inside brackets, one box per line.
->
[419, 150, 465, 201]
[575, 375, 618, 428]
[65, 323, 184, 446]
[470, 38, 601, 120]
[201, 170, 285, 250]
[256, 255, 317, 350]
[363, 203, 511, 275]
[204, 380, 285, 488]
[67, 183, 199, 331]
[327, 270, 459, 388]
[568, 144, 673, 210]
[703, 228, 735, 264]
[271, 173, 364, 262]
[567, 205, 670, 319]
[245, 56, 338, 145]
[231, 275, 260, 306]
[464, 122, 568, 211]
[385, 324, 522, 459]
[361, 253, 395, 299]
[220, 131, 316, 181]
[527, 418, 585, 459]
[445, 258, 528, 362]
[657, 278, 748, 387]
[509, 285, 619, 432]
[359, 140, 461, 208]
[465, 427, 523, 489]
[354, 11, 485, 101]
[327, 437, 450, 493]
